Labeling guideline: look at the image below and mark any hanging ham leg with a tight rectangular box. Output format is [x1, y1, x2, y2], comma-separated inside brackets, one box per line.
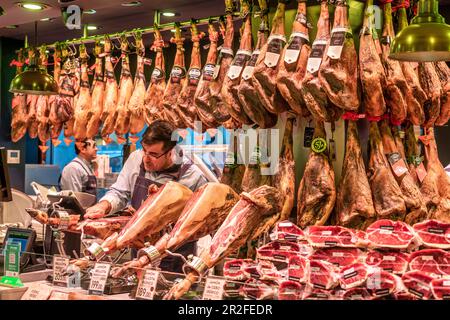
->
[297, 121, 336, 227]
[277, 0, 311, 117]
[359, 0, 386, 118]
[379, 120, 427, 224]
[86, 42, 105, 139]
[434, 61, 450, 126]
[145, 28, 167, 124]
[100, 37, 119, 143]
[419, 62, 441, 128]
[335, 120, 376, 229]
[404, 123, 422, 186]
[367, 122, 406, 220]
[165, 185, 281, 300]
[60, 54, 79, 145]
[27, 94, 39, 139]
[48, 45, 64, 145]
[36, 47, 51, 150]
[11, 49, 28, 142]
[175, 20, 204, 129]
[220, 132, 246, 194]
[73, 45, 92, 141]
[319, 1, 360, 112]
[192, 21, 221, 129]
[129, 35, 147, 137]
[252, 0, 288, 115]
[111, 183, 239, 277]
[238, 0, 278, 128]
[114, 38, 134, 144]
[221, 0, 253, 126]
[420, 128, 450, 222]
[301, 1, 335, 122]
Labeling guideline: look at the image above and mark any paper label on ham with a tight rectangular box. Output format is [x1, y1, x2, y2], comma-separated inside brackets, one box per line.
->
[327, 27, 351, 60]
[122, 68, 131, 78]
[387, 153, 409, 178]
[307, 39, 327, 74]
[170, 66, 186, 84]
[188, 67, 201, 86]
[284, 32, 309, 64]
[295, 12, 309, 26]
[416, 162, 427, 183]
[151, 67, 165, 83]
[265, 35, 286, 68]
[203, 63, 216, 81]
[214, 48, 234, 80]
[242, 50, 260, 80]
[227, 50, 252, 80]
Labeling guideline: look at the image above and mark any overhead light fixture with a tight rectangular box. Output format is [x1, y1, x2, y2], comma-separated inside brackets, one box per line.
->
[18, 2, 48, 11]
[84, 9, 96, 15]
[6, 25, 19, 29]
[9, 21, 58, 95]
[121, 1, 142, 7]
[162, 12, 176, 17]
[390, 0, 450, 62]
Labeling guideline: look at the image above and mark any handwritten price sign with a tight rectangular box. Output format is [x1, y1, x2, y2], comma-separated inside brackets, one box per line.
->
[88, 262, 111, 295]
[135, 269, 159, 300]
[53, 255, 70, 287]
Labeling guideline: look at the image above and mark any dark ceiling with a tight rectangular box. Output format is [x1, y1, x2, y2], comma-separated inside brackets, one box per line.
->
[0, 0, 449, 47]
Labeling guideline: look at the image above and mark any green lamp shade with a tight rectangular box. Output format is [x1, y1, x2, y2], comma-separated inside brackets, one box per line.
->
[390, 23, 450, 61]
[9, 65, 58, 95]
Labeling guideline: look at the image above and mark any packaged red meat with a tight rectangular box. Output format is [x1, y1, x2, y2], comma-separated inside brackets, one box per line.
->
[365, 250, 409, 274]
[302, 285, 335, 300]
[366, 219, 420, 250]
[257, 241, 301, 263]
[240, 278, 277, 300]
[298, 240, 314, 257]
[339, 263, 369, 289]
[308, 260, 339, 290]
[431, 278, 450, 300]
[241, 261, 260, 280]
[341, 287, 372, 300]
[366, 269, 398, 297]
[288, 255, 309, 283]
[278, 280, 304, 300]
[223, 280, 245, 298]
[413, 220, 450, 250]
[402, 271, 435, 300]
[305, 225, 364, 248]
[310, 247, 361, 268]
[408, 249, 450, 277]
[257, 260, 282, 282]
[223, 259, 254, 281]
[270, 220, 306, 242]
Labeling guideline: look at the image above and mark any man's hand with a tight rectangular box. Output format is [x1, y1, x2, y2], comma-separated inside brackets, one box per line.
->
[147, 184, 159, 196]
[84, 200, 111, 219]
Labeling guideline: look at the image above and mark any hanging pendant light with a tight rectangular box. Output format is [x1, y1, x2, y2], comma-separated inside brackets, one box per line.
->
[390, 0, 450, 62]
[9, 21, 58, 95]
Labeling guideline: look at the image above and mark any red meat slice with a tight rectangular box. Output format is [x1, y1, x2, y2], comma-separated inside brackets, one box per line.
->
[223, 259, 253, 281]
[223, 281, 245, 298]
[342, 287, 372, 300]
[365, 250, 409, 274]
[308, 260, 339, 290]
[278, 281, 304, 300]
[310, 247, 361, 268]
[257, 241, 301, 262]
[240, 278, 277, 300]
[288, 255, 309, 283]
[413, 220, 450, 250]
[366, 219, 418, 250]
[339, 263, 369, 289]
[303, 285, 335, 300]
[366, 269, 397, 297]
[431, 278, 450, 300]
[306, 225, 363, 248]
[270, 220, 306, 242]
[402, 271, 435, 300]
[408, 249, 450, 277]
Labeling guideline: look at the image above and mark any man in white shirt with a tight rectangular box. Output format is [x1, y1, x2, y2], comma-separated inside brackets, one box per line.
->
[60, 139, 98, 196]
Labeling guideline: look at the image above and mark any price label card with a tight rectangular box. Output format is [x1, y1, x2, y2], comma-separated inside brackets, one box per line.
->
[5, 242, 21, 277]
[202, 277, 226, 300]
[227, 50, 252, 80]
[21, 283, 53, 300]
[264, 35, 286, 68]
[241, 50, 260, 80]
[327, 27, 350, 60]
[416, 162, 427, 183]
[284, 32, 309, 64]
[57, 210, 70, 230]
[135, 269, 159, 300]
[306, 39, 328, 74]
[88, 262, 111, 295]
[52, 255, 70, 287]
[387, 153, 408, 177]
[304, 127, 315, 148]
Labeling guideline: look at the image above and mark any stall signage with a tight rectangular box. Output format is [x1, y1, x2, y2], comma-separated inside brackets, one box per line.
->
[4, 242, 21, 277]
[88, 262, 111, 295]
[53, 255, 70, 287]
[21, 283, 53, 300]
[135, 269, 159, 300]
[202, 277, 226, 300]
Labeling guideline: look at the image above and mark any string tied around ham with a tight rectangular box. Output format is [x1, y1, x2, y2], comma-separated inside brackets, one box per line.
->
[9, 59, 24, 67]
[151, 39, 165, 51]
[366, 114, 389, 122]
[342, 112, 366, 121]
[192, 32, 206, 43]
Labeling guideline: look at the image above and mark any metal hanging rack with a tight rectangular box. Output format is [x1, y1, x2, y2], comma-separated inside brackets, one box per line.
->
[43, 9, 244, 50]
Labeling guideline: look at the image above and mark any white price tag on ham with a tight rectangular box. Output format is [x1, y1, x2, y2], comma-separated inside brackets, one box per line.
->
[264, 35, 286, 68]
[88, 262, 111, 295]
[241, 50, 260, 80]
[306, 39, 327, 74]
[202, 277, 226, 300]
[284, 32, 308, 64]
[135, 269, 159, 300]
[327, 27, 350, 60]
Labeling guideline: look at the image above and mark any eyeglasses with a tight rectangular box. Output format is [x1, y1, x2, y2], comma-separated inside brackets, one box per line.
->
[143, 146, 173, 159]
